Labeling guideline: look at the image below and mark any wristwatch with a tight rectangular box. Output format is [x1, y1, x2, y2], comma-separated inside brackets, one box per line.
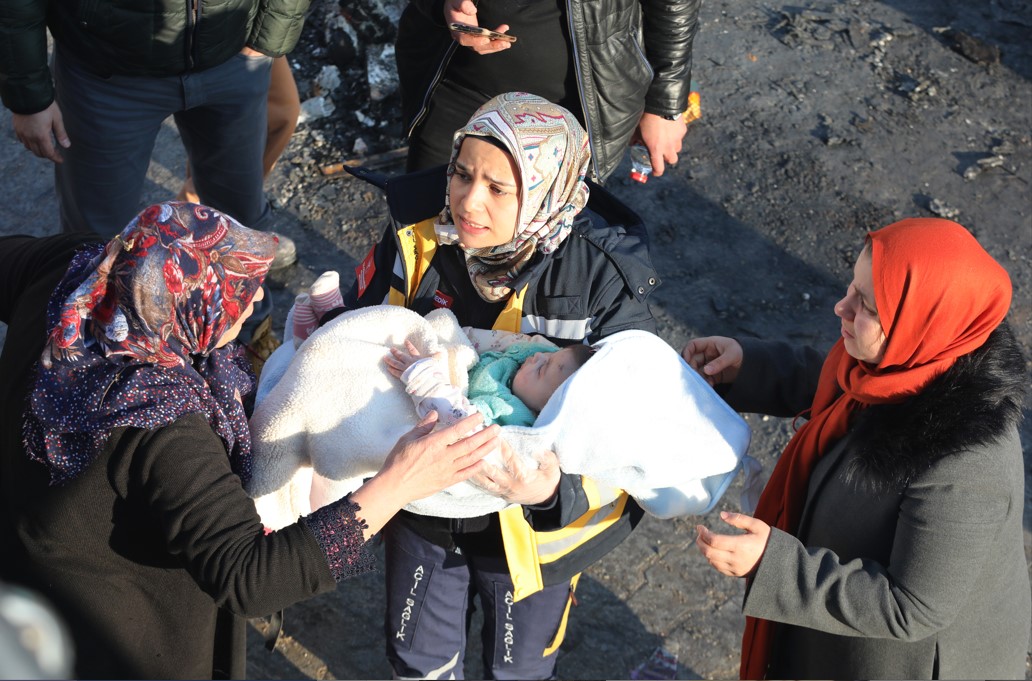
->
[660, 112, 682, 121]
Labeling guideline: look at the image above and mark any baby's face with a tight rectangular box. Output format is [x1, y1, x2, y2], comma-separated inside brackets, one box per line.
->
[511, 348, 581, 413]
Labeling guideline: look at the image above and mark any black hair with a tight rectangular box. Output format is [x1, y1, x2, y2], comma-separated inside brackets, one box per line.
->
[565, 343, 597, 371]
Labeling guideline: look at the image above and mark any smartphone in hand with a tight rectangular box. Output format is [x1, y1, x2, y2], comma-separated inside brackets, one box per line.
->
[448, 22, 517, 43]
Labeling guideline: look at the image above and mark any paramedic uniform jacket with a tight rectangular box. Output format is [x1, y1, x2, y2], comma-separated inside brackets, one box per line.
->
[341, 165, 660, 598]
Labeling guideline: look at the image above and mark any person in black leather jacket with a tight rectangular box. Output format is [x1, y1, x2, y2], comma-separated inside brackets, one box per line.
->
[395, 0, 700, 182]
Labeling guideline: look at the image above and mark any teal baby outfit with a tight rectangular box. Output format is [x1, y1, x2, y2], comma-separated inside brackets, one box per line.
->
[467, 342, 557, 426]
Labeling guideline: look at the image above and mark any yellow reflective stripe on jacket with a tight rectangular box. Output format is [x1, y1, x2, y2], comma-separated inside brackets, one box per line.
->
[500, 477, 625, 601]
[493, 289, 545, 601]
[534, 479, 626, 564]
[498, 505, 543, 600]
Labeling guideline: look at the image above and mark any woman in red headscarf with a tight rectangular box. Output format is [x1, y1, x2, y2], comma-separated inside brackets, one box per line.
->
[684, 218, 1030, 680]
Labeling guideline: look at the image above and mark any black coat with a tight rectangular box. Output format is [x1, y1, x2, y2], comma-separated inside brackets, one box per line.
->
[0, 235, 346, 679]
[727, 330, 1031, 679]
[395, 0, 700, 182]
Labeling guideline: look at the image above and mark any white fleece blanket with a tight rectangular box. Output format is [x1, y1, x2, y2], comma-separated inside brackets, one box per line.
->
[247, 306, 752, 530]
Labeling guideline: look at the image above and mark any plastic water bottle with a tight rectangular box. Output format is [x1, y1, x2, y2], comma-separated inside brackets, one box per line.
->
[629, 145, 652, 183]
[628, 83, 702, 184]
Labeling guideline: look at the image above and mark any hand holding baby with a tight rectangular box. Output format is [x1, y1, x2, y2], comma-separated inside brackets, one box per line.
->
[471, 441, 561, 506]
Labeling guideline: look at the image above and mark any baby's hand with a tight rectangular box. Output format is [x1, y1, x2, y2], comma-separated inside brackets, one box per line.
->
[385, 340, 424, 378]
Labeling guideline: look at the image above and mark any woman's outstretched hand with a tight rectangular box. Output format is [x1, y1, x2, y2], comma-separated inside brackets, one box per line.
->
[681, 336, 743, 386]
[695, 511, 771, 578]
[351, 412, 499, 538]
[471, 441, 561, 506]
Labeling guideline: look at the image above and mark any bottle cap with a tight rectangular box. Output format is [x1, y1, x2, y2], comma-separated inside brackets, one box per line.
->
[629, 170, 649, 183]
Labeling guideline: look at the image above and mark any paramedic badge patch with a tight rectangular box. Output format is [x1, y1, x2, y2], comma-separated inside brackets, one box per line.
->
[355, 245, 376, 297]
[432, 290, 454, 309]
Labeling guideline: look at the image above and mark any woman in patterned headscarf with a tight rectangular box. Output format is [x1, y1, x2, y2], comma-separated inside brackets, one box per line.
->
[433, 90, 592, 302]
[338, 91, 660, 679]
[0, 202, 499, 679]
[686, 218, 1030, 680]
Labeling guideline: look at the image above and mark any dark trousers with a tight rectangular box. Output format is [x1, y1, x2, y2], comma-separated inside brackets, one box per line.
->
[383, 517, 573, 680]
[52, 47, 273, 237]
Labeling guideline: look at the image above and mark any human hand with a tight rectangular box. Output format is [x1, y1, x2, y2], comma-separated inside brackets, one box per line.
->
[239, 45, 266, 58]
[695, 511, 771, 577]
[444, 0, 513, 54]
[632, 112, 687, 177]
[350, 412, 499, 537]
[13, 102, 70, 164]
[471, 441, 560, 506]
[385, 340, 425, 379]
[377, 412, 499, 504]
[681, 336, 742, 386]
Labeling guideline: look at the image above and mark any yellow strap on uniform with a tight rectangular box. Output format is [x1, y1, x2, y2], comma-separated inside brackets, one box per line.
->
[388, 219, 438, 306]
[494, 284, 528, 333]
[542, 573, 581, 657]
[493, 283, 542, 601]
[502, 478, 628, 601]
[499, 505, 544, 602]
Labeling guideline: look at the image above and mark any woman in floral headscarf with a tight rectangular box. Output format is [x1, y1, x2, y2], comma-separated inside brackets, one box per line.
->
[686, 218, 1030, 679]
[0, 202, 499, 679]
[337, 91, 660, 679]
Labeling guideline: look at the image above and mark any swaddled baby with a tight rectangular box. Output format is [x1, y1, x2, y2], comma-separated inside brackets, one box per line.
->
[248, 274, 757, 530]
[288, 270, 591, 428]
[387, 336, 593, 427]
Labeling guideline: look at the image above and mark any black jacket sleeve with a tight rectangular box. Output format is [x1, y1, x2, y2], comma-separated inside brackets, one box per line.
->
[723, 337, 826, 417]
[0, 0, 52, 114]
[120, 415, 369, 617]
[641, 0, 700, 116]
[341, 225, 401, 309]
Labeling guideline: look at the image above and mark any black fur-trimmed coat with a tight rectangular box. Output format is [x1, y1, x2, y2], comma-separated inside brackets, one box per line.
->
[725, 328, 1030, 680]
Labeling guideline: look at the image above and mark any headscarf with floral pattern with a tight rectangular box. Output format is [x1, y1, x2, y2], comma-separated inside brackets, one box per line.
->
[23, 202, 277, 485]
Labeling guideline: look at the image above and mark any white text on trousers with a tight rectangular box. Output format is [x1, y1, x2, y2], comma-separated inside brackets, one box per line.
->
[395, 565, 424, 642]
[502, 590, 515, 664]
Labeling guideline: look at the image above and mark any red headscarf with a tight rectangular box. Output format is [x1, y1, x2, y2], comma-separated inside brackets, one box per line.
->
[739, 218, 1012, 679]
